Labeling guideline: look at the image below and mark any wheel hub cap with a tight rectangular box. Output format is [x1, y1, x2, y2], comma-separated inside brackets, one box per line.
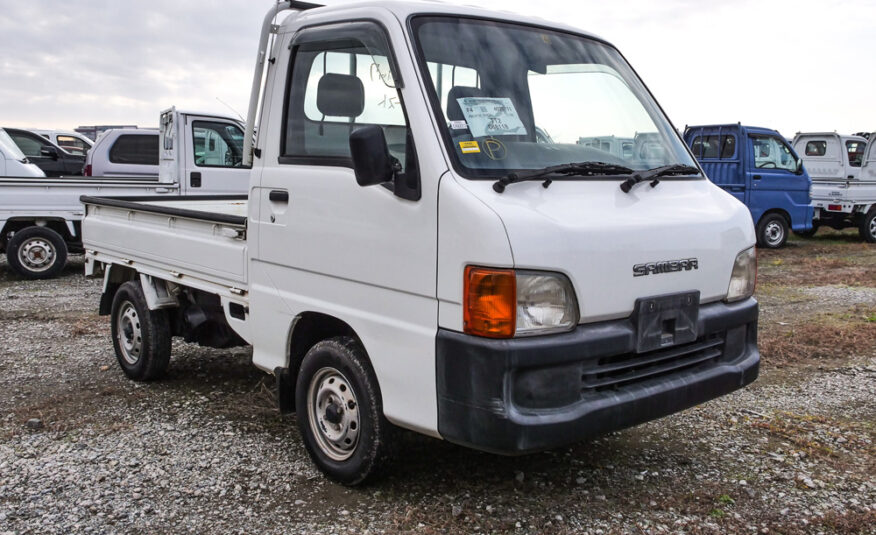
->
[19, 238, 55, 272]
[116, 302, 142, 365]
[765, 222, 784, 245]
[308, 368, 360, 461]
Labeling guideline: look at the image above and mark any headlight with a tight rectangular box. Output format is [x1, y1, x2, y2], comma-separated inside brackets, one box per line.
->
[464, 266, 578, 338]
[726, 247, 757, 302]
[516, 271, 578, 336]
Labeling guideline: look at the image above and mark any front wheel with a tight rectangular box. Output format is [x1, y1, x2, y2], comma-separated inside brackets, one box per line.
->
[861, 209, 876, 243]
[110, 281, 172, 381]
[295, 337, 393, 485]
[6, 226, 68, 279]
[757, 214, 789, 249]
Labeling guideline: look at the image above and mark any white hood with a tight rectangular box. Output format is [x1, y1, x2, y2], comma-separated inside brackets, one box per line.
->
[460, 177, 755, 323]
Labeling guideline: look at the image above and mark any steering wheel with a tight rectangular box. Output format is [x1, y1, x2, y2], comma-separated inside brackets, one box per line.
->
[758, 161, 777, 169]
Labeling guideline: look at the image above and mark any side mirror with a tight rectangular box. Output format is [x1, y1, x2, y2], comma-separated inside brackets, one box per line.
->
[350, 125, 394, 187]
[795, 157, 804, 175]
[40, 146, 59, 160]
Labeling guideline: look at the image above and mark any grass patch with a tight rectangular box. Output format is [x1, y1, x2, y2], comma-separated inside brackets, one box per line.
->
[759, 310, 876, 366]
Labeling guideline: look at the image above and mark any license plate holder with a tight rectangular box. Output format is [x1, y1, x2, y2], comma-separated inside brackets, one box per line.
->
[633, 291, 700, 353]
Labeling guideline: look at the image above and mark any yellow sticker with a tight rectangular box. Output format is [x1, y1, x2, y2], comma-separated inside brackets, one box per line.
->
[459, 141, 480, 154]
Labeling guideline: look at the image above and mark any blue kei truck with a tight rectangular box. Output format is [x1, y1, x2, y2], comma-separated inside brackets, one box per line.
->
[684, 124, 813, 248]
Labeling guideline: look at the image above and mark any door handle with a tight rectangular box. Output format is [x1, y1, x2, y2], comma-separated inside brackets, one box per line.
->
[269, 190, 289, 203]
[190, 172, 202, 188]
[752, 175, 762, 180]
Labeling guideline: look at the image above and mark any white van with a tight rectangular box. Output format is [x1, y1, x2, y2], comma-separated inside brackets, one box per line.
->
[0, 128, 45, 177]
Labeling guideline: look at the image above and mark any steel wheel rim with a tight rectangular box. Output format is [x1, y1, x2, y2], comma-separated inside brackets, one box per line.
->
[116, 302, 142, 365]
[18, 237, 56, 272]
[869, 217, 876, 239]
[764, 221, 784, 246]
[307, 367, 360, 461]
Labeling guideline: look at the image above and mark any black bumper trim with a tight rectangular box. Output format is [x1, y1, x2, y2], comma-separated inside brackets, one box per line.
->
[436, 298, 759, 454]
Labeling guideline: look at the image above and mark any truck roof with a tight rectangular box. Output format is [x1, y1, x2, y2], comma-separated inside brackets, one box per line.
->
[283, 1, 607, 45]
[685, 124, 783, 136]
[793, 132, 868, 143]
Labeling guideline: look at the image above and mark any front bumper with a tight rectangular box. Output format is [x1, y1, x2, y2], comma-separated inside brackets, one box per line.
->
[436, 298, 759, 454]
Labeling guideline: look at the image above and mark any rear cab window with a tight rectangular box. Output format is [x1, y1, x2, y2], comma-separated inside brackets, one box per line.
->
[805, 140, 827, 157]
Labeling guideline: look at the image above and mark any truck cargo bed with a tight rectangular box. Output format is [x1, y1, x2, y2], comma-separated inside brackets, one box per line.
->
[81, 195, 249, 296]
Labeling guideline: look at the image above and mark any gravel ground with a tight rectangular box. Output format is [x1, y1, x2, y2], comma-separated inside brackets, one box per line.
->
[1, 234, 875, 535]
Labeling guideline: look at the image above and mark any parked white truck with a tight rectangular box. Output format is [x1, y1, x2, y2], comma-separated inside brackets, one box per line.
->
[82, 1, 761, 485]
[792, 132, 875, 241]
[0, 109, 248, 279]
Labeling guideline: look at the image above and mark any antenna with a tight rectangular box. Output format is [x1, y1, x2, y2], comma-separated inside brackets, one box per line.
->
[215, 97, 244, 122]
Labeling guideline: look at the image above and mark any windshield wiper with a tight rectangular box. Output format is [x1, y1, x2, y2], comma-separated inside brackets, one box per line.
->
[493, 162, 635, 193]
[619, 164, 700, 193]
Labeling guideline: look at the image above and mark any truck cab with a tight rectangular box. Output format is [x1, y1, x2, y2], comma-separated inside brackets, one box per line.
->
[684, 124, 812, 248]
[158, 107, 250, 194]
[792, 132, 875, 241]
[793, 132, 868, 182]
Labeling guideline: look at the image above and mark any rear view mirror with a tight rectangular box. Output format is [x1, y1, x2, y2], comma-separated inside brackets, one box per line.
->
[350, 125, 394, 187]
[40, 146, 59, 160]
[795, 157, 804, 175]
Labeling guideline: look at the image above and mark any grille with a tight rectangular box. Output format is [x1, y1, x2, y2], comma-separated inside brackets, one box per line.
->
[581, 334, 725, 393]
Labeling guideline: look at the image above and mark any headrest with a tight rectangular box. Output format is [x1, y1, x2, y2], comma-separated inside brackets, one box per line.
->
[446, 86, 485, 122]
[317, 73, 365, 118]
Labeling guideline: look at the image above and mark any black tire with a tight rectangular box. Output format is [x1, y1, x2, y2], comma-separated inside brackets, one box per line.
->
[859, 209, 876, 244]
[295, 336, 393, 486]
[756, 214, 789, 249]
[793, 224, 819, 239]
[6, 226, 68, 279]
[110, 281, 172, 381]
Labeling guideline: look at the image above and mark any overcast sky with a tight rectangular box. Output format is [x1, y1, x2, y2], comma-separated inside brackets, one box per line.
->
[1, 0, 873, 139]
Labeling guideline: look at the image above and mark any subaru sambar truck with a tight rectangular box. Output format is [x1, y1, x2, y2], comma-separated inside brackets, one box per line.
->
[81, 1, 760, 485]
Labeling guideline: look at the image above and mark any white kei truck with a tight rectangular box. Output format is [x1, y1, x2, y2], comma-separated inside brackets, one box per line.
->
[792, 132, 876, 242]
[81, 1, 761, 485]
[0, 108, 248, 279]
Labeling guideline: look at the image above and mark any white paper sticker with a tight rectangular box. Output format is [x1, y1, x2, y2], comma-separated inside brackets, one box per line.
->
[450, 120, 468, 130]
[456, 97, 527, 138]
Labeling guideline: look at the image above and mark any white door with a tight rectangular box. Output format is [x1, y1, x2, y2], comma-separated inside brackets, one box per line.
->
[863, 137, 876, 182]
[248, 19, 440, 433]
[183, 116, 250, 194]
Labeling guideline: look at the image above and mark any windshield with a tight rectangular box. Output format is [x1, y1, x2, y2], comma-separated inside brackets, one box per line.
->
[411, 17, 697, 178]
[0, 128, 27, 160]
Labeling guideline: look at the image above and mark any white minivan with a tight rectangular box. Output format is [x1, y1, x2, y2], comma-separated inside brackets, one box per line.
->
[0, 128, 45, 177]
[84, 129, 160, 177]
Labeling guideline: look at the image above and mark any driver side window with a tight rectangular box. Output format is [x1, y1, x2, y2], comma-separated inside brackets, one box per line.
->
[750, 135, 797, 172]
[192, 121, 245, 168]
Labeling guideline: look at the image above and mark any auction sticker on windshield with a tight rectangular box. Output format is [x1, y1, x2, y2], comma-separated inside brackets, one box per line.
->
[457, 97, 527, 137]
[459, 141, 481, 154]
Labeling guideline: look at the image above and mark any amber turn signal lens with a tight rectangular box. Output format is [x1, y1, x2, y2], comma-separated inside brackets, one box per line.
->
[463, 266, 516, 338]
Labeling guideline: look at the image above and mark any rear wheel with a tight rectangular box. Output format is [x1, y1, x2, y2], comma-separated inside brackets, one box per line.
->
[110, 281, 172, 381]
[757, 214, 789, 249]
[295, 336, 393, 485]
[861, 209, 876, 243]
[6, 226, 68, 279]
